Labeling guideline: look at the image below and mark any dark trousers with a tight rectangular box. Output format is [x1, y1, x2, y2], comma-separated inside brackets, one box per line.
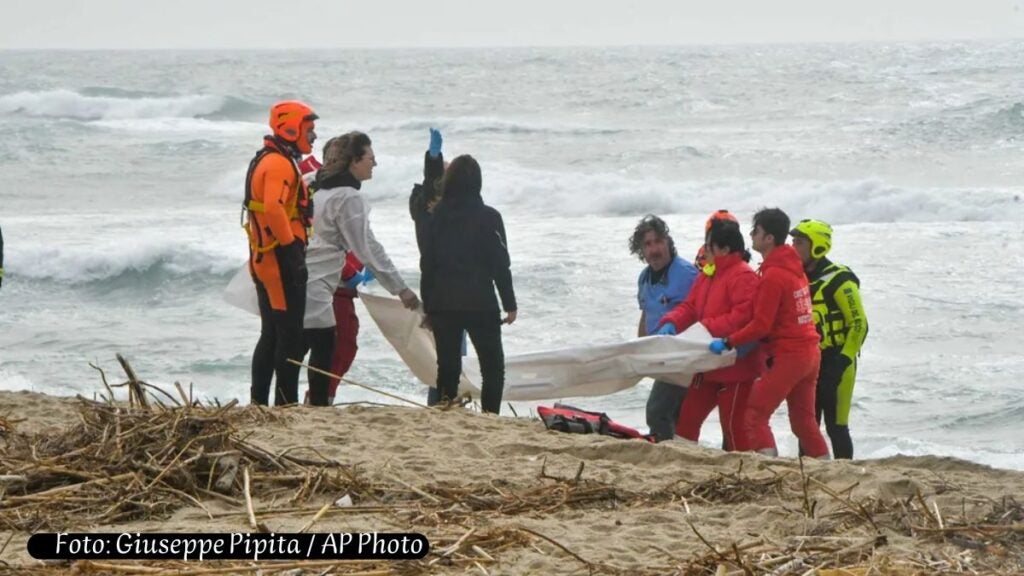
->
[646, 380, 688, 442]
[427, 386, 442, 406]
[427, 330, 467, 406]
[303, 327, 336, 406]
[252, 279, 305, 406]
[431, 311, 505, 414]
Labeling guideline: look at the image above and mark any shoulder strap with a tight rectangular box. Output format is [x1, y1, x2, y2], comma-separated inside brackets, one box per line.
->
[243, 146, 277, 208]
[244, 146, 306, 218]
[819, 265, 859, 303]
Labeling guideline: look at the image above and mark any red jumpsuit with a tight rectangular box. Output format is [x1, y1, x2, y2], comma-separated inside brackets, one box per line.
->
[658, 252, 765, 451]
[327, 253, 363, 398]
[727, 245, 829, 457]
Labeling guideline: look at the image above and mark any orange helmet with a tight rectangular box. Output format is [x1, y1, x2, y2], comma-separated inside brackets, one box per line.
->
[698, 210, 738, 271]
[704, 209, 738, 233]
[269, 100, 318, 154]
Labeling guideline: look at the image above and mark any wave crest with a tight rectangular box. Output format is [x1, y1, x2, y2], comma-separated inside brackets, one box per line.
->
[0, 89, 258, 121]
[9, 240, 242, 285]
[485, 165, 1024, 223]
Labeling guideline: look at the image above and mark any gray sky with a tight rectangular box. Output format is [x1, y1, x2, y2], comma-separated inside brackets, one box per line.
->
[3, 0, 1023, 49]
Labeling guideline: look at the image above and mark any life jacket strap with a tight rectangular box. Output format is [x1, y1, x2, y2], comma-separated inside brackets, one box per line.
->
[246, 200, 300, 219]
[242, 144, 305, 258]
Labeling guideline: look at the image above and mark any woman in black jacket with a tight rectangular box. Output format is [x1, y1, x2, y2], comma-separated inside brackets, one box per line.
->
[421, 155, 517, 414]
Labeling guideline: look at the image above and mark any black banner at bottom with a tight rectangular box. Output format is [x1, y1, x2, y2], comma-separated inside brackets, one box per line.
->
[28, 532, 429, 561]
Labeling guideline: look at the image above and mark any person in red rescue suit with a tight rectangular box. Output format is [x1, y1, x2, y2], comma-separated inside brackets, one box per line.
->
[655, 217, 765, 451]
[299, 155, 372, 405]
[244, 100, 318, 406]
[708, 208, 830, 459]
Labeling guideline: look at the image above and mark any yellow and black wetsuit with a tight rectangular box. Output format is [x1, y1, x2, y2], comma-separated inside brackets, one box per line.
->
[809, 258, 868, 459]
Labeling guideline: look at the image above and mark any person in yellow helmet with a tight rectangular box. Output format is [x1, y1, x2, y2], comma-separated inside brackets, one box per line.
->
[790, 219, 868, 459]
[244, 100, 318, 406]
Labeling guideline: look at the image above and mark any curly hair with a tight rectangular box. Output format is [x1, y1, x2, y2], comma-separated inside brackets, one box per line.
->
[628, 214, 677, 262]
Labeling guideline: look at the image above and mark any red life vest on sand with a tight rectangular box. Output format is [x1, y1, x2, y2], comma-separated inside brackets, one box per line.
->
[537, 404, 654, 443]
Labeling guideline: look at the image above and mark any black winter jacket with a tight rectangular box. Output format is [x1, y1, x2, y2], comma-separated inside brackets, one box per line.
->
[420, 188, 516, 315]
[408, 152, 445, 254]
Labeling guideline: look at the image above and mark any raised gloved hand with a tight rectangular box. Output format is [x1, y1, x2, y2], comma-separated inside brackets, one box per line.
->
[428, 128, 443, 158]
[709, 338, 731, 355]
[655, 323, 677, 336]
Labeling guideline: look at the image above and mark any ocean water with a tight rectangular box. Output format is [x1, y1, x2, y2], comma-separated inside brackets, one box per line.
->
[1, 44, 1022, 469]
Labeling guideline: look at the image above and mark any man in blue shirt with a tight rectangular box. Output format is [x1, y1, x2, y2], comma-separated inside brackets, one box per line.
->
[630, 215, 698, 442]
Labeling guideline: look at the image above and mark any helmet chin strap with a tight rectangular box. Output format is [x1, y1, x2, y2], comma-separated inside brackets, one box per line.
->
[269, 135, 302, 159]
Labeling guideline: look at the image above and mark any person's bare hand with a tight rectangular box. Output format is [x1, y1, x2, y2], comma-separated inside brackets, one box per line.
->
[503, 310, 517, 325]
[399, 288, 420, 310]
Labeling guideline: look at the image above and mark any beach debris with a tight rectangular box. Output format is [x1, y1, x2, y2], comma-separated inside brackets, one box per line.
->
[2, 355, 1022, 574]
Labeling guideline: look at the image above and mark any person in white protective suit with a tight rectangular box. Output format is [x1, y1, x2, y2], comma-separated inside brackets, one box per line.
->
[301, 131, 420, 405]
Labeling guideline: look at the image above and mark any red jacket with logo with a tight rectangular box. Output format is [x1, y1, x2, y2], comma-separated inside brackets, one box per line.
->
[657, 253, 765, 383]
[727, 245, 818, 355]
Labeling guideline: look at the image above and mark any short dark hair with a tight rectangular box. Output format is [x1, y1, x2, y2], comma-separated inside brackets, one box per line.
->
[706, 219, 751, 262]
[629, 214, 677, 261]
[752, 207, 790, 247]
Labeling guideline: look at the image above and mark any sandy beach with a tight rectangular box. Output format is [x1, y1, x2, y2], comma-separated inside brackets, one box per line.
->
[2, 382, 1023, 576]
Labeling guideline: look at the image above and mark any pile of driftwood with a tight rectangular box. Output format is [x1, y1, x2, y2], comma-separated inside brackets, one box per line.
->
[0, 357, 334, 533]
[672, 459, 1024, 575]
[2, 356, 1023, 575]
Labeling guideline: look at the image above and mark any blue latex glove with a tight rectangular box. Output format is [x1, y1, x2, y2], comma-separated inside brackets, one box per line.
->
[655, 323, 677, 336]
[343, 268, 376, 289]
[709, 339, 729, 355]
[428, 128, 443, 158]
[343, 272, 363, 290]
